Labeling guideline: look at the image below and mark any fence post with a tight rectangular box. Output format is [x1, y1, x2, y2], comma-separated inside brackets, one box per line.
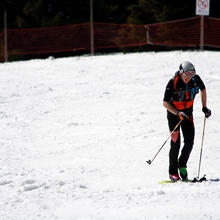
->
[90, 0, 94, 55]
[4, 10, 8, 62]
[200, 15, 204, 51]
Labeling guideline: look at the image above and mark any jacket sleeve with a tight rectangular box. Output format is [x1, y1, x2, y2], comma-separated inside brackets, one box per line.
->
[163, 79, 174, 102]
[196, 75, 205, 90]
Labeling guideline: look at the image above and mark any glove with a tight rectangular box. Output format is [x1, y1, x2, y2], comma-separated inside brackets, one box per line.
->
[202, 107, 211, 118]
[177, 111, 189, 121]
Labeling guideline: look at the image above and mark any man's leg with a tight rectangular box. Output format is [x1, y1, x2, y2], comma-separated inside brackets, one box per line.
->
[179, 116, 195, 179]
[167, 112, 181, 175]
[179, 117, 195, 168]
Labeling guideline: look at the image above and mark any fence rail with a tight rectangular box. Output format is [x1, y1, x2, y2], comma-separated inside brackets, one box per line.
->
[1, 16, 220, 61]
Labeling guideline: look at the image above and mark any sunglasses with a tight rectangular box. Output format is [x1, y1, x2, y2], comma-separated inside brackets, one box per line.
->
[182, 71, 195, 77]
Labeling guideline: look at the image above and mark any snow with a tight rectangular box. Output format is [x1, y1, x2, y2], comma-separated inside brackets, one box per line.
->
[0, 51, 220, 220]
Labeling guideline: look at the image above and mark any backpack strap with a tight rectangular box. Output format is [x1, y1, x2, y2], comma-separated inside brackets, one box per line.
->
[173, 71, 180, 91]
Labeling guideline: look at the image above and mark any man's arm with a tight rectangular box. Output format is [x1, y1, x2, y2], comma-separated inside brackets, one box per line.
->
[200, 88, 207, 108]
[163, 101, 179, 115]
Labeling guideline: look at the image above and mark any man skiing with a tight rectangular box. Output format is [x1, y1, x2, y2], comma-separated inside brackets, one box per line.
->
[163, 61, 211, 182]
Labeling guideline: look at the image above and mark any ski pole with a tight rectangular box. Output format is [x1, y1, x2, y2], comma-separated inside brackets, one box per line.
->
[146, 119, 182, 165]
[197, 116, 206, 179]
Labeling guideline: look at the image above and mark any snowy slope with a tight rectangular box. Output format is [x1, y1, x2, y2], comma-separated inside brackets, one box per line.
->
[0, 51, 219, 220]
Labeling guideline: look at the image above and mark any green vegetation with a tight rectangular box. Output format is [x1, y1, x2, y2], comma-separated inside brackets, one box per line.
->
[1, 0, 220, 29]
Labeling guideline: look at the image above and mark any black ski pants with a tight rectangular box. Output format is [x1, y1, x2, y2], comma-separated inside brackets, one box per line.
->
[167, 111, 195, 175]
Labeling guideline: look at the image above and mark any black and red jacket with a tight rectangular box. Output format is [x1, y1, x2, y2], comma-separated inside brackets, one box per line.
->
[163, 72, 205, 111]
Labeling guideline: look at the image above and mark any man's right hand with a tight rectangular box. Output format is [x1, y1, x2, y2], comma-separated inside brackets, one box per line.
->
[177, 111, 189, 121]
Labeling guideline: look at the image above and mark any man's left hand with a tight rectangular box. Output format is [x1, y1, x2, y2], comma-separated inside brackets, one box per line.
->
[202, 107, 211, 118]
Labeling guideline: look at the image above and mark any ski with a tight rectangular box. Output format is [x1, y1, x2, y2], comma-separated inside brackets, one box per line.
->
[159, 180, 192, 184]
[159, 175, 206, 184]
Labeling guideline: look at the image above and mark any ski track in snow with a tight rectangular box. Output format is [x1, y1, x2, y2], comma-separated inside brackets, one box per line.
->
[0, 51, 220, 219]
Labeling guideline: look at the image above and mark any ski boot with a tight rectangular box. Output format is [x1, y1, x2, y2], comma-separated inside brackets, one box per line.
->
[169, 174, 180, 182]
[179, 167, 188, 181]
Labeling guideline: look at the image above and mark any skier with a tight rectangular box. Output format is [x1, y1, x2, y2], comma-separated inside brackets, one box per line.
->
[163, 61, 211, 182]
